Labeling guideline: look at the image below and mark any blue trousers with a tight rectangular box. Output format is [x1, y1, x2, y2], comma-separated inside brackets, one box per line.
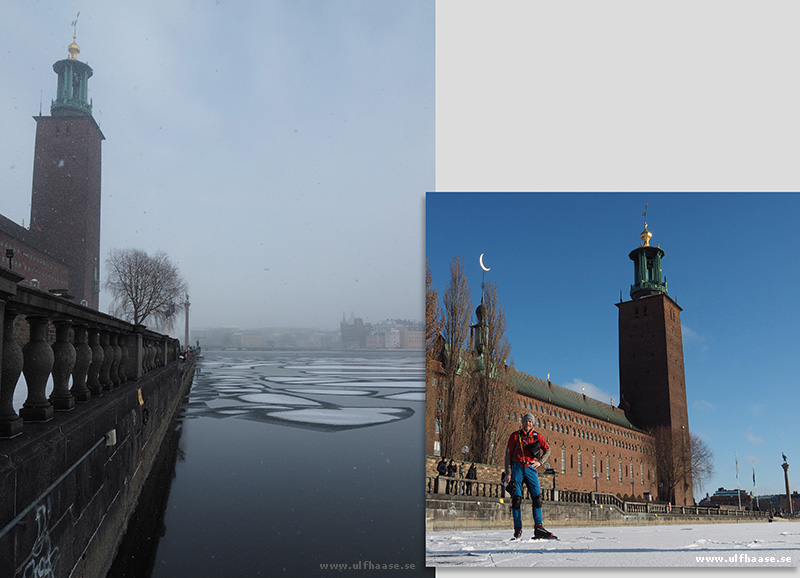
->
[510, 462, 543, 527]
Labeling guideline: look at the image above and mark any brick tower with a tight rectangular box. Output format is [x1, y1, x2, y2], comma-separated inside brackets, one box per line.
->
[616, 221, 693, 506]
[30, 30, 104, 309]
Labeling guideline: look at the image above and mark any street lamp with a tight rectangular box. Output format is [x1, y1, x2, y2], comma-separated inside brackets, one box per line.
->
[5, 248, 13, 269]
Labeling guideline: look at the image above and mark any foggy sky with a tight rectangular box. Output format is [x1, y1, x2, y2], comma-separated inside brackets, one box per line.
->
[1, 1, 433, 333]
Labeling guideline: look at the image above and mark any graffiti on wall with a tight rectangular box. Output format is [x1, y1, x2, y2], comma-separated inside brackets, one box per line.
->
[22, 501, 60, 578]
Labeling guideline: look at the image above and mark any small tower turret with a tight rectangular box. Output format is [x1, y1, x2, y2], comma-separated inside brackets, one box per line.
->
[51, 13, 93, 116]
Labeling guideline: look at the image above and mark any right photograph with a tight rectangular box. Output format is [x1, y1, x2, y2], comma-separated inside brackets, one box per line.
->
[424, 192, 800, 569]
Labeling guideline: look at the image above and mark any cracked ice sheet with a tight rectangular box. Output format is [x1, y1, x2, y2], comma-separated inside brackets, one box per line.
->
[285, 389, 372, 396]
[238, 393, 319, 406]
[428, 521, 800, 569]
[382, 392, 425, 401]
[322, 381, 424, 389]
[267, 407, 407, 426]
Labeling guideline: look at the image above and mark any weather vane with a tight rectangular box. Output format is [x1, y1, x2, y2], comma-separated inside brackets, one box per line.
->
[642, 202, 648, 226]
[71, 11, 80, 38]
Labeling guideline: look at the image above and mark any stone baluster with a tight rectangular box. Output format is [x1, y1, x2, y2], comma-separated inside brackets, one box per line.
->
[87, 327, 104, 396]
[20, 315, 54, 422]
[109, 332, 121, 387]
[99, 330, 113, 391]
[145, 339, 154, 372]
[50, 320, 76, 411]
[117, 332, 128, 385]
[71, 323, 92, 402]
[0, 306, 24, 438]
[128, 327, 145, 381]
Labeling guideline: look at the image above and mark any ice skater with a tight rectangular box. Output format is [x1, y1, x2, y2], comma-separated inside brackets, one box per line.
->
[503, 413, 556, 540]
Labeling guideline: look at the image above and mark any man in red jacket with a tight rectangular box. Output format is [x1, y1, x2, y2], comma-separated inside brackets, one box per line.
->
[503, 413, 556, 540]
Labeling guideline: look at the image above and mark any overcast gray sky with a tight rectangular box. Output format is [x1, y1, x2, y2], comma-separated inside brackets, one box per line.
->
[2, 1, 433, 333]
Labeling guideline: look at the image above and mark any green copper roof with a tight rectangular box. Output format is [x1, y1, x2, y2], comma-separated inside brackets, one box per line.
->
[510, 369, 643, 431]
[51, 58, 93, 116]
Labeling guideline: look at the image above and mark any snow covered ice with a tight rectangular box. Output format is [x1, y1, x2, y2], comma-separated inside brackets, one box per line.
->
[428, 521, 800, 569]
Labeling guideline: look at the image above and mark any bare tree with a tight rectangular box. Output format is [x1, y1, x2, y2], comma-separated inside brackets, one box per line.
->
[439, 256, 472, 459]
[690, 433, 714, 496]
[105, 248, 187, 330]
[468, 281, 514, 464]
[650, 425, 697, 505]
[425, 258, 443, 360]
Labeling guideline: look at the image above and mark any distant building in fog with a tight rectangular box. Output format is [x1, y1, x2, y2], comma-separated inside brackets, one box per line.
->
[341, 314, 367, 349]
[193, 316, 423, 351]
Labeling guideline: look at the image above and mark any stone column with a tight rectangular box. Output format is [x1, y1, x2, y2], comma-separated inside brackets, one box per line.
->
[783, 461, 793, 515]
[87, 327, 104, 397]
[128, 326, 145, 381]
[117, 332, 128, 385]
[71, 324, 92, 402]
[20, 315, 54, 422]
[50, 320, 76, 411]
[99, 330, 113, 391]
[109, 332, 121, 387]
[0, 306, 23, 438]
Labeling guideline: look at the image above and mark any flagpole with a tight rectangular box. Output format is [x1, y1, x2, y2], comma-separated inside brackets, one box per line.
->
[753, 464, 760, 510]
[735, 452, 741, 510]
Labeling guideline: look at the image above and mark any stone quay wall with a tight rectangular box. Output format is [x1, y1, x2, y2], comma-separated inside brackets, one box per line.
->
[0, 268, 196, 578]
[426, 476, 770, 532]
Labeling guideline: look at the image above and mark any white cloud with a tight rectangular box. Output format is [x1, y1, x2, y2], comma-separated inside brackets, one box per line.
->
[681, 325, 708, 352]
[562, 378, 615, 405]
[745, 427, 765, 445]
[692, 400, 716, 412]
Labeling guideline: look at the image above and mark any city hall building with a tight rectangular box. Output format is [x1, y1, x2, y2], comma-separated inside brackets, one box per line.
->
[0, 33, 103, 309]
[427, 223, 694, 506]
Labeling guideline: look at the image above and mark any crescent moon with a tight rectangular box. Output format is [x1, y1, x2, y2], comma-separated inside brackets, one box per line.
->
[479, 253, 491, 272]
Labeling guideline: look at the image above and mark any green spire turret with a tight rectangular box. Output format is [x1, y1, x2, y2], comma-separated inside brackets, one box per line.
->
[628, 222, 668, 299]
[51, 14, 93, 116]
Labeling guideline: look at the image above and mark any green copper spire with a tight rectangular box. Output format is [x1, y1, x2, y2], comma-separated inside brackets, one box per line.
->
[51, 14, 93, 116]
[628, 222, 668, 299]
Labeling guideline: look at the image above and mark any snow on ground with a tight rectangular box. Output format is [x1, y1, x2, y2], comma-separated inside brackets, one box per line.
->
[428, 521, 800, 574]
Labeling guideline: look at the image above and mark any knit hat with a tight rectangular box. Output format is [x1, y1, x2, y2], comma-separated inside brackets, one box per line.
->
[522, 413, 534, 424]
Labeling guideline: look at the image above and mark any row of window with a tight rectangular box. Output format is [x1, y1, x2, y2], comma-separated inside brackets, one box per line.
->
[515, 397, 644, 442]
[508, 412, 649, 454]
[560, 448, 650, 484]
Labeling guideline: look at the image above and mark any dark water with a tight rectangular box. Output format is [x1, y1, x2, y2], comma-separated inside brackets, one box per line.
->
[107, 350, 433, 577]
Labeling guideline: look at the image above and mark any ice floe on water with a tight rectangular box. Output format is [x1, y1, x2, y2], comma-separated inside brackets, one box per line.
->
[286, 389, 373, 396]
[239, 393, 319, 405]
[382, 392, 426, 401]
[185, 352, 423, 431]
[268, 407, 410, 427]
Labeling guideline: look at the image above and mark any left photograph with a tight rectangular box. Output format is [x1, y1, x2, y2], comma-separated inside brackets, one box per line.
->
[0, 2, 433, 577]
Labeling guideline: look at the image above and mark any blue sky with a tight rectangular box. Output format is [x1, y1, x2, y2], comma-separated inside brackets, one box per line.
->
[427, 192, 799, 497]
[1, 1, 433, 331]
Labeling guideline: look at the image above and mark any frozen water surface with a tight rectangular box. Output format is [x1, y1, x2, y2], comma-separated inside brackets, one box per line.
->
[286, 388, 372, 396]
[268, 407, 409, 426]
[239, 393, 319, 405]
[181, 350, 423, 432]
[428, 521, 800, 569]
[382, 392, 426, 401]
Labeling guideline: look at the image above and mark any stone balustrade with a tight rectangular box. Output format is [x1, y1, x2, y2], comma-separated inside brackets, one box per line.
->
[0, 268, 181, 439]
[425, 475, 770, 520]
